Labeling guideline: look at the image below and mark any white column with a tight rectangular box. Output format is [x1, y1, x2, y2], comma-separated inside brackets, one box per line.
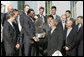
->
[76, 1, 83, 17]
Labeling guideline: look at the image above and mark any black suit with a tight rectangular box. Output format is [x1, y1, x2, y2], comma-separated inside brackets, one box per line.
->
[3, 21, 17, 56]
[47, 28, 63, 56]
[20, 12, 28, 36]
[23, 15, 36, 56]
[1, 13, 4, 26]
[76, 26, 83, 56]
[64, 28, 77, 56]
[19, 12, 28, 56]
[13, 19, 20, 38]
[1, 13, 6, 56]
[3, 13, 9, 25]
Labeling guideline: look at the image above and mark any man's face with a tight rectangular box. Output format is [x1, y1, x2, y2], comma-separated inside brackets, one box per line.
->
[77, 18, 81, 24]
[61, 16, 66, 23]
[51, 8, 56, 15]
[14, 11, 19, 19]
[65, 12, 71, 18]
[80, 18, 83, 24]
[25, 6, 30, 12]
[50, 20, 54, 27]
[29, 11, 35, 18]
[47, 17, 53, 24]
[8, 6, 13, 13]
[39, 9, 44, 15]
[66, 21, 72, 28]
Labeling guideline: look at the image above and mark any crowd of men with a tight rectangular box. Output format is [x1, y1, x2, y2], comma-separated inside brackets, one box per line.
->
[1, 4, 83, 56]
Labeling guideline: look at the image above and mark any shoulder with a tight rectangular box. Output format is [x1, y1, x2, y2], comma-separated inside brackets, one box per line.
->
[56, 15, 60, 18]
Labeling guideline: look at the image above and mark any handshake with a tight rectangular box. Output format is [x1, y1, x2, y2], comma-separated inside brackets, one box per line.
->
[33, 32, 46, 42]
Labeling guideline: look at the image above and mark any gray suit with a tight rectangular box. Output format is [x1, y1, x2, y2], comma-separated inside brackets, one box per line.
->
[52, 14, 61, 23]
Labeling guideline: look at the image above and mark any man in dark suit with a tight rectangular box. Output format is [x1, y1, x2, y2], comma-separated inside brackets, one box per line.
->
[35, 7, 46, 56]
[60, 14, 67, 31]
[65, 10, 76, 27]
[19, 5, 30, 56]
[13, 9, 20, 39]
[63, 20, 77, 56]
[51, 6, 61, 23]
[59, 14, 67, 56]
[1, 4, 4, 26]
[75, 16, 83, 56]
[47, 17, 63, 56]
[3, 5, 13, 25]
[23, 9, 39, 56]
[3, 11, 20, 56]
[43, 15, 53, 34]
[37, 7, 47, 23]
[1, 3, 5, 56]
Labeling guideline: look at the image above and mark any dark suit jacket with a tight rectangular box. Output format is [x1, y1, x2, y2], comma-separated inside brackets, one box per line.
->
[3, 21, 17, 56]
[20, 12, 28, 34]
[43, 23, 51, 34]
[57, 21, 67, 31]
[3, 13, 9, 25]
[1, 13, 4, 25]
[37, 14, 47, 23]
[64, 28, 77, 56]
[23, 15, 35, 44]
[76, 26, 83, 56]
[13, 19, 20, 38]
[51, 14, 61, 23]
[47, 28, 63, 56]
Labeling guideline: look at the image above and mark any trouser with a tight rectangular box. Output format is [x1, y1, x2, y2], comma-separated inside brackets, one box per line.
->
[1, 42, 5, 56]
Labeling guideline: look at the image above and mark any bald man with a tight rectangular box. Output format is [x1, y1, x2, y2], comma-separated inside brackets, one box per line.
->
[63, 20, 77, 56]
[3, 5, 13, 26]
[7, 5, 13, 13]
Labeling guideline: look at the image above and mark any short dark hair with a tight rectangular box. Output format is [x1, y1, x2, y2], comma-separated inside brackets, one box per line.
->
[51, 6, 56, 10]
[13, 9, 18, 12]
[27, 9, 34, 14]
[66, 10, 71, 14]
[39, 7, 44, 10]
[7, 11, 15, 19]
[77, 16, 83, 19]
[47, 15, 54, 19]
[24, 5, 30, 8]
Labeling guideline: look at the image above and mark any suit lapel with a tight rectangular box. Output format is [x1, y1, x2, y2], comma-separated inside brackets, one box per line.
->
[66, 29, 72, 39]
[51, 28, 56, 36]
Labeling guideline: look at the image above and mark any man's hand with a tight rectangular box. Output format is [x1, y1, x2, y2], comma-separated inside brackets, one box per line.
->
[64, 46, 69, 51]
[42, 32, 46, 38]
[15, 44, 20, 50]
[33, 37, 39, 42]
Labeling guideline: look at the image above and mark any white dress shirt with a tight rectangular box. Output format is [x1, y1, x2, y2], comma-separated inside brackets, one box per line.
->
[66, 28, 72, 38]
[62, 22, 66, 30]
[1, 23, 3, 42]
[66, 28, 72, 44]
[78, 24, 81, 30]
[52, 14, 56, 19]
[67, 17, 70, 21]
[51, 27, 56, 34]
